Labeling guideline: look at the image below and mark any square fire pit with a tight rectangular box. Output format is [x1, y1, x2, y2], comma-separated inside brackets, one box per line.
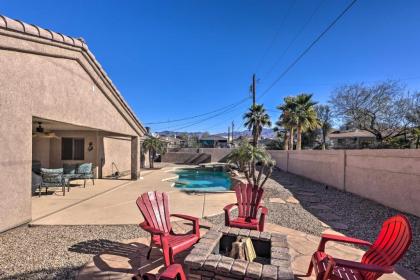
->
[184, 226, 294, 280]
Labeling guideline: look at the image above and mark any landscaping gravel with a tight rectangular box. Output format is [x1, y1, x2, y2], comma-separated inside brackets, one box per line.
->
[0, 225, 147, 280]
[205, 168, 420, 276]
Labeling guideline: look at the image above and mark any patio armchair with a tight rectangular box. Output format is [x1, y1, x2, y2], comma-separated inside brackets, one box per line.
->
[224, 183, 267, 232]
[39, 168, 68, 196]
[306, 214, 412, 280]
[136, 191, 200, 267]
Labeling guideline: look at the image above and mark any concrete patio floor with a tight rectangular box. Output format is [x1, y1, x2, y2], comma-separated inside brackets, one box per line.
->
[31, 166, 236, 225]
[76, 221, 406, 280]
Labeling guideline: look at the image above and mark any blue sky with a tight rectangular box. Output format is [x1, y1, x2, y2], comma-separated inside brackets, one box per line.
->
[2, 0, 420, 133]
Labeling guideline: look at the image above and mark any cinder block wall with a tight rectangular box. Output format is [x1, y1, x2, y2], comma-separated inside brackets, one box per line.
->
[163, 148, 233, 163]
[268, 149, 420, 217]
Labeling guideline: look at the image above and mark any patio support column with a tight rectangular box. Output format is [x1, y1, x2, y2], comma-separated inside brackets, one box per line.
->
[131, 136, 139, 180]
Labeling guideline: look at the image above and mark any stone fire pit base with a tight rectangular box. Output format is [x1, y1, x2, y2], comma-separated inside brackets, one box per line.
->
[184, 226, 294, 280]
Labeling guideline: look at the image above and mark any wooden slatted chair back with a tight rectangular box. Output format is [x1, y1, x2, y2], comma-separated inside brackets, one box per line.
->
[361, 215, 412, 280]
[235, 183, 264, 219]
[136, 191, 172, 234]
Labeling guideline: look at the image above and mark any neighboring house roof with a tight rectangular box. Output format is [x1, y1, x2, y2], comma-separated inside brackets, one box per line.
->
[328, 129, 376, 139]
[200, 135, 227, 141]
[161, 136, 181, 143]
[0, 15, 147, 135]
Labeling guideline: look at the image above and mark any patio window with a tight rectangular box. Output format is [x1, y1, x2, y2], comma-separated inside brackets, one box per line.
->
[62, 138, 84, 160]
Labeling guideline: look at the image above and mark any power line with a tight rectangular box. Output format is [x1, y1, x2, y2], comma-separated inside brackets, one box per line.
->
[259, 0, 359, 99]
[255, 0, 297, 73]
[144, 99, 247, 125]
[165, 98, 249, 131]
[263, 0, 326, 79]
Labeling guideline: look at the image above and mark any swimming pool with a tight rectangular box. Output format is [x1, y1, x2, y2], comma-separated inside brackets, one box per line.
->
[174, 168, 232, 192]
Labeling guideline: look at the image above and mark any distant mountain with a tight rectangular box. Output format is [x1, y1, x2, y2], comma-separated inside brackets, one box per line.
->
[216, 128, 275, 139]
[157, 128, 276, 139]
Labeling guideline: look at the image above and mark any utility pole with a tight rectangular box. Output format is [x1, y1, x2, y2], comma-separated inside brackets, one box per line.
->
[251, 73, 256, 107]
[231, 121, 235, 145]
[228, 126, 231, 147]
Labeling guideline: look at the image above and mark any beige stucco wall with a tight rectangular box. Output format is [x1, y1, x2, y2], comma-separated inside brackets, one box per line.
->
[101, 136, 132, 177]
[163, 148, 233, 163]
[345, 149, 420, 217]
[268, 149, 420, 217]
[32, 137, 51, 168]
[0, 28, 145, 232]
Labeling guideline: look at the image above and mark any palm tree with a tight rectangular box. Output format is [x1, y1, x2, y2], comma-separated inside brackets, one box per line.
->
[315, 105, 333, 150]
[273, 120, 288, 150]
[293, 94, 319, 150]
[142, 136, 166, 168]
[277, 97, 298, 150]
[243, 104, 272, 147]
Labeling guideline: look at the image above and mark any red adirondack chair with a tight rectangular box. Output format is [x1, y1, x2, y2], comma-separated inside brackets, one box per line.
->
[306, 214, 412, 280]
[136, 191, 200, 267]
[140, 264, 186, 280]
[224, 183, 267, 232]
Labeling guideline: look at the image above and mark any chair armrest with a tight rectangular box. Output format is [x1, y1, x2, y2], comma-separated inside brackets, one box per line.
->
[223, 203, 238, 212]
[170, 214, 200, 236]
[318, 233, 372, 252]
[335, 258, 393, 274]
[159, 264, 187, 280]
[170, 213, 199, 222]
[139, 222, 166, 235]
[259, 205, 268, 215]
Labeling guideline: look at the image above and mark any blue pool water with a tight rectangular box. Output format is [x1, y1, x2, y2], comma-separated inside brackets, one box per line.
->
[174, 168, 232, 192]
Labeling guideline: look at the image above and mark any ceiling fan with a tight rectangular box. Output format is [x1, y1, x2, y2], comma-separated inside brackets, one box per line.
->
[32, 122, 59, 139]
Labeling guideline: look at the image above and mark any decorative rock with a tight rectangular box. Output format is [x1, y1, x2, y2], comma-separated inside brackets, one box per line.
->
[188, 274, 202, 280]
[271, 234, 287, 242]
[216, 256, 234, 273]
[228, 227, 240, 236]
[203, 254, 222, 271]
[328, 222, 349, 230]
[190, 247, 211, 256]
[259, 231, 271, 241]
[204, 230, 223, 240]
[249, 230, 260, 239]
[220, 226, 230, 234]
[261, 264, 278, 280]
[278, 267, 294, 280]
[286, 196, 299, 204]
[271, 240, 288, 249]
[245, 262, 263, 279]
[238, 228, 250, 237]
[271, 258, 291, 267]
[231, 259, 248, 276]
[185, 254, 207, 269]
[269, 197, 286, 204]
[271, 249, 290, 261]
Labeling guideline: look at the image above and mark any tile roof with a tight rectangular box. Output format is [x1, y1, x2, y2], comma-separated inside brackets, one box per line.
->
[0, 15, 87, 48]
[328, 129, 376, 139]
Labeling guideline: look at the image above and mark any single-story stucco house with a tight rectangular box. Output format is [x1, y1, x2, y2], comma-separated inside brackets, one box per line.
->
[0, 15, 148, 232]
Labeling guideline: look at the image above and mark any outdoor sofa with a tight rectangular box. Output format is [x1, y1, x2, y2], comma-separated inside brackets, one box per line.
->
[63, 163, 95, 188]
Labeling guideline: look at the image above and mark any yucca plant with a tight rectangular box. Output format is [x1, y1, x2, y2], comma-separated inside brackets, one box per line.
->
[227, 140, 275, 189]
